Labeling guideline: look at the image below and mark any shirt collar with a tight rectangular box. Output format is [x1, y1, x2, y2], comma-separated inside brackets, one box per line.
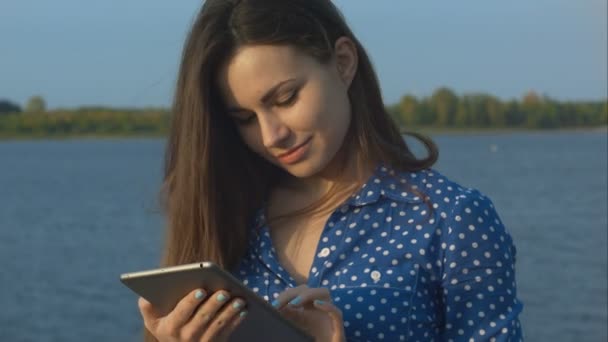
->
[344, 163, 425, 207]
[251, 163, 425, 236]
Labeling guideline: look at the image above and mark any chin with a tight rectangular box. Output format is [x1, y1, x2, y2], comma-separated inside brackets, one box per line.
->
[283, 153, 339, 179]
[280, 162, 322, 178]
[265, 153, 319, 178]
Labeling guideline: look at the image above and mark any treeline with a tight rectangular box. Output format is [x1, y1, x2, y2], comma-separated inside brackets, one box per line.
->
[0, 107, 170, 138]
[1, 88, 606, 138]
[388, 88, 607, 129]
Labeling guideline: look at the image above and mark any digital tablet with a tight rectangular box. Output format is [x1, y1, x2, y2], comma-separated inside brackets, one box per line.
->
[120, 261, 313, 342]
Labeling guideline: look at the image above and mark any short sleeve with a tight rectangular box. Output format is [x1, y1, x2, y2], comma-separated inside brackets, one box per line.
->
[439, 190, 524, 341]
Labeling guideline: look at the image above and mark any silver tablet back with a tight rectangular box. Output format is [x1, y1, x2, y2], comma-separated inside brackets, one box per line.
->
[120, 262, 313, 342]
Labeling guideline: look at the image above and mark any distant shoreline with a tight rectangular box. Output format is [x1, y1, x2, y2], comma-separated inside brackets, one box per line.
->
[409, 125, 608, 136]
[0, 126, 605, 142]
[0, 133, 166, 142]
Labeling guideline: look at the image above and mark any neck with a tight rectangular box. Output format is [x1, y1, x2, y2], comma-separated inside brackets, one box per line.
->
[281, 149, 375, 204]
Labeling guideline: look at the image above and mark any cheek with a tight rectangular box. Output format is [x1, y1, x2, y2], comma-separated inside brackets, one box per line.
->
[237, 126, 268, 155]
[316, 92, 351, 136]
[296, 89, 343, 132]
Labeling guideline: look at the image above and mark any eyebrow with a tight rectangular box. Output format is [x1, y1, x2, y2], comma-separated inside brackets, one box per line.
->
[226, 78, 296, 114]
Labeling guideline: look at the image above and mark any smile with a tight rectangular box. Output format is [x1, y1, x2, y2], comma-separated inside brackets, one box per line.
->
[276, 137, 312, 165]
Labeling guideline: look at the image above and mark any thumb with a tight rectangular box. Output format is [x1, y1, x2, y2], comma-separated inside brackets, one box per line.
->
[281, 305, 318, 330]
[313, 300, 344, 332]
[138, 297, 162, 331]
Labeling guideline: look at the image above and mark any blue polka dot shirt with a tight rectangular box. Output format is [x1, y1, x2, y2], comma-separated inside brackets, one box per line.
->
[233, 164, 524, 341]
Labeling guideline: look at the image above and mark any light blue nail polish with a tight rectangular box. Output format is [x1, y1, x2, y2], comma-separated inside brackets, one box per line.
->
[240, 311, 248, 318]
[314, 299, 325, 306]
[217, 293, 228, 302]
[289, 296, 302, 306]
[233, 301, 243, 309]
[195, 290, 205, 300]
[271, 299, 280, 307]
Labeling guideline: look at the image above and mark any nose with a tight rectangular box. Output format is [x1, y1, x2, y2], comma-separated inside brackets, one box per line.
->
[258, 113, 290, 149]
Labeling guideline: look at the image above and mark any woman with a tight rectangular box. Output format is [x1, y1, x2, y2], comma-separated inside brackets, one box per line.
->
[138, 0, 524, 341]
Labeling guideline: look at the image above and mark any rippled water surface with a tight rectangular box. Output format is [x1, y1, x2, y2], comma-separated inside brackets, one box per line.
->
[1, 131, 606, 341]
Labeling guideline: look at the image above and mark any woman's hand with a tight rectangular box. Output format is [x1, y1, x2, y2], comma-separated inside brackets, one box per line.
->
[272, 285, 345, 342]
[138, 289, 247, 342]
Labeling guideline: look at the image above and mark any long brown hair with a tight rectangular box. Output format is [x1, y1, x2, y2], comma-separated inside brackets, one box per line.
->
[162, 0, 438, 269]
[154, 0, 437, 334]
[149, 0, 438, 339]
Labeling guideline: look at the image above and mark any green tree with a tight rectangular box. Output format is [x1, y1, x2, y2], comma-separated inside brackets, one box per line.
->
[0, 100, 21, 114]
[458, 94, 490, 127]
[504, 100, 525, 127]
[537, 104, 559, 128]
[522, 90, 541, 106]
[25, 95, 46, 113]
[416, 100, 436, 125]
[521, 90, 542, 127]
[399, 94, 418, 126]
[484, 95, 505, 126]
[454, 101, 470, 127]
[556, 102, 578, 126]
[430, 87, 458, 126]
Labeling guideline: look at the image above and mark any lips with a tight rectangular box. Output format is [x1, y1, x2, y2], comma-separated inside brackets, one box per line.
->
[276, 137, 312, 164]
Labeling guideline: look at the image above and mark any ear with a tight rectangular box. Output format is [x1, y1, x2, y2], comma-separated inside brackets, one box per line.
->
[333, 36, 358, 87]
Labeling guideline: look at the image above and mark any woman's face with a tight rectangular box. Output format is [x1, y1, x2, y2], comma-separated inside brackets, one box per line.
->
[218, 41, 356, 178]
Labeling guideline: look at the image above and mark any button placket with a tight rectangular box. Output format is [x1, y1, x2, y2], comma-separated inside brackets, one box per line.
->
[308, 207, 348, 287]
[256, 226, 296, 287]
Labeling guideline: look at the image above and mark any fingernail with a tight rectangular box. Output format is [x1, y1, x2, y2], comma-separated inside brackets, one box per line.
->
[314, 299, 325, 306]
[271, 299, 280, 308]
[195, 290, 205, 300]
[233, 300, 244, 310]
[240, 310, 248, 318]
[217, 293, 228, 303]
[289, 296, 302, 306]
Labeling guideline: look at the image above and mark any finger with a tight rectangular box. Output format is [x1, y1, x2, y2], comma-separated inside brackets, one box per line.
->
[279, 305, 303, 321]
[271, 285, 309, 309]
[180, 290, 231, 340]
[313, 299, 343, 322]
[216, 308, 248, 341]
[164, 288, 208, 329]
[138, 297, 162, 332]
[313, 300, 346, 342]
[285, 287, 331, 308]
[201, 298, 247, 341]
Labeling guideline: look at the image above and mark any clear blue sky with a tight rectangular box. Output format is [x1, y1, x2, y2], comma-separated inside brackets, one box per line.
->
[1, 0, 606, 110]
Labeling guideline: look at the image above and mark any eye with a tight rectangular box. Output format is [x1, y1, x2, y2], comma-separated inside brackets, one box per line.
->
[232, 114, 257, 126]
[275, 90, 299, 107]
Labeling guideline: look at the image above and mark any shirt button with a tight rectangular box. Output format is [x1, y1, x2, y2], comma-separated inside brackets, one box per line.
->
[371, 271, 382, 282]
[319, 247, 331, 258]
